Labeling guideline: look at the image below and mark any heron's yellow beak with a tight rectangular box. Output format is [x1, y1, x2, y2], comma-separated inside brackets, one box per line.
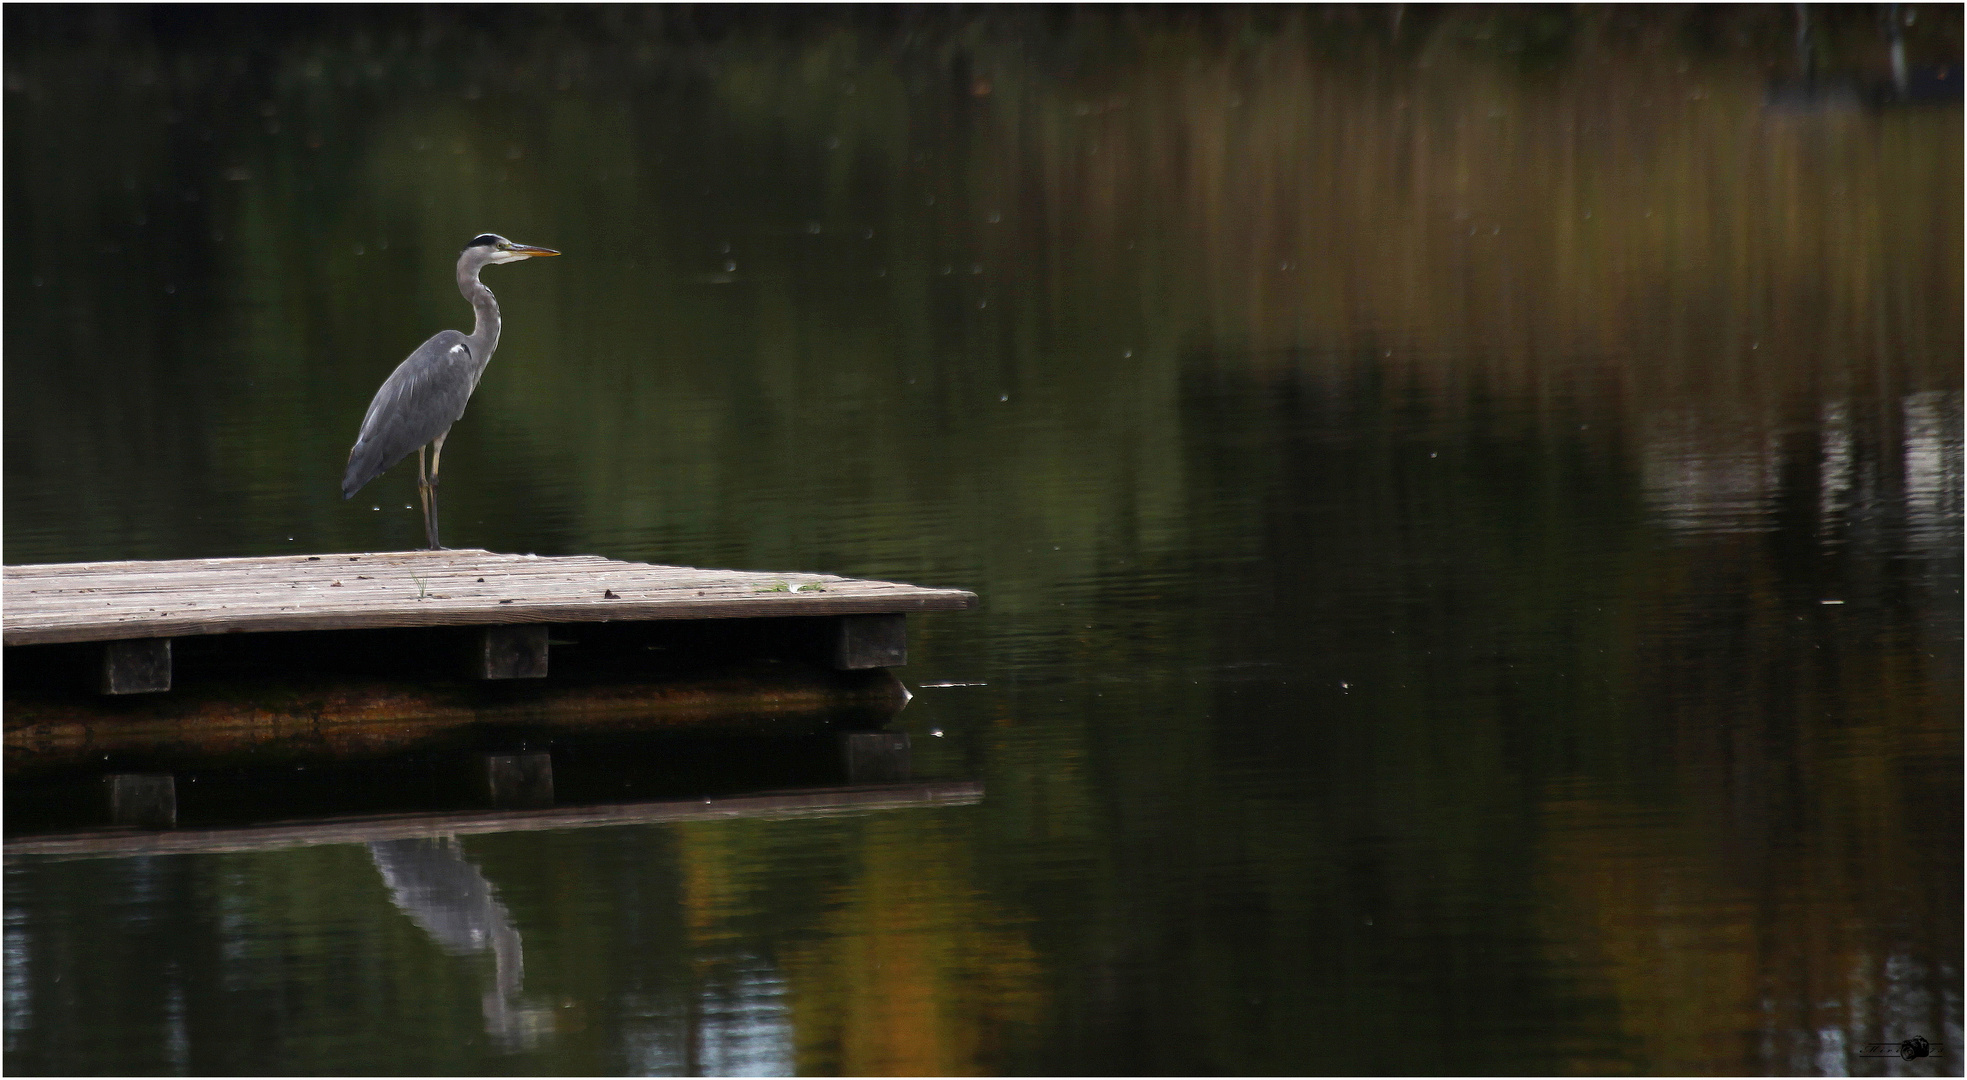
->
[507, 244, 560, 257]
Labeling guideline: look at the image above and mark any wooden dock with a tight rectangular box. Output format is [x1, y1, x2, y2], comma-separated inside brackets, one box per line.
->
[4, 549, 977, 693]
[4, 548, 977, 644]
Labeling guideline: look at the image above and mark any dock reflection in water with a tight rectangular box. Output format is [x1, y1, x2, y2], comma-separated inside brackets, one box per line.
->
[5, 753, 984, 1073]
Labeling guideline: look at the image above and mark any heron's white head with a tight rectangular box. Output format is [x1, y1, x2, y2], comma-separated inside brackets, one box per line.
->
[464, 233, 560, 264]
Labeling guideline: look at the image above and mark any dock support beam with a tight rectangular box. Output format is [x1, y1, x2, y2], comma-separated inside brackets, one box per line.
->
[840, 731, 912, 782]
[105, 773, 177, 828]
[479, 752, 554, 808]
[476, 625, 549, 679]
[101, 638, 172, 695]
[831, 613, 907, 670]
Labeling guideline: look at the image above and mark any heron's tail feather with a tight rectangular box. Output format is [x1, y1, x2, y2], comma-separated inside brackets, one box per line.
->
[343, 440, 388, 499]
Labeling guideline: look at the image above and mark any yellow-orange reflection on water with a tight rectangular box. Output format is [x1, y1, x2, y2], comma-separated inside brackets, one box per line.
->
[674, 813, 1042, 1075]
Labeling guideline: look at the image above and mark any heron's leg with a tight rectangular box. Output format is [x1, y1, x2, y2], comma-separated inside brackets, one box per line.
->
[426, 431, 448, 550]
[429, 432, 447, 484]
[415, 444, 437, 550]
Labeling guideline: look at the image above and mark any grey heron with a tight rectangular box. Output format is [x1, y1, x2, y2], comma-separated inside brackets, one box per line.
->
[342, 233, 559, 549]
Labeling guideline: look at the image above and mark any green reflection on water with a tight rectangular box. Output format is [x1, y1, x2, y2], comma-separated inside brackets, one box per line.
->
[5, 8, 1961, 1077]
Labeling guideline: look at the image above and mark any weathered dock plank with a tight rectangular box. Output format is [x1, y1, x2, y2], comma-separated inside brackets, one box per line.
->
[3, 549, 978, 646]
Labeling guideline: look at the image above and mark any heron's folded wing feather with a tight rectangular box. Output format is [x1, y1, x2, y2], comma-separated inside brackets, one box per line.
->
[341, 331, 478, 497]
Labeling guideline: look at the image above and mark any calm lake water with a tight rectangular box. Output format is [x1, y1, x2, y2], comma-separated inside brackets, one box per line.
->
[5, 9, 1962, 1075]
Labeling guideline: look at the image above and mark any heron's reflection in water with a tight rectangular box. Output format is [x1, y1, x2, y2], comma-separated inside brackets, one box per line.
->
[368, 837, 555, 1050]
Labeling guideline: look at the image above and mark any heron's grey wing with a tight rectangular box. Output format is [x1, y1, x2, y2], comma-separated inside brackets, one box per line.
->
[342, 330, 479, 498]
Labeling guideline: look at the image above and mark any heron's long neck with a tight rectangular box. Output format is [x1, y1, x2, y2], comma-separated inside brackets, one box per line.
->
[457, 261, 501, 362]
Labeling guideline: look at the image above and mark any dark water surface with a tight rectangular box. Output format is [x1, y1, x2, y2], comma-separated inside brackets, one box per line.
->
[5, 9, 1962, 1075]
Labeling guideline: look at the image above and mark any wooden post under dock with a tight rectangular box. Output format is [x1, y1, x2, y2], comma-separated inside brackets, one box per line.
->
[4, 549, 978, 695]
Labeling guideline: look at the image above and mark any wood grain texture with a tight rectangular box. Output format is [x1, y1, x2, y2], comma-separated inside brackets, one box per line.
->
[5, 780, 984, 861]
[4, 549, 979, 645]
